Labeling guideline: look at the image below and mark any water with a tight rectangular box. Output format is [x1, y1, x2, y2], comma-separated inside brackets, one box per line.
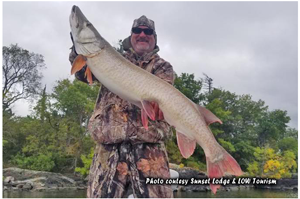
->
[174, 189, 298, 198]
[3, 189, 298, 198]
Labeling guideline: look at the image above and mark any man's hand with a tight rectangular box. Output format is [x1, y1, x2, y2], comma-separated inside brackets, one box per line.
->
[69, 45, 78, 65]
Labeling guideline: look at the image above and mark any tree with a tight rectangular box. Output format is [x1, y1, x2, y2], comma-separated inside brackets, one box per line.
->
[256, 110, 290, 147]
[278, 137, 298, 155]
[2, 44, 45, 111]
[75, 147, 94, 177]
[3, 113, 27, 164]
[33, 85, 48, 122]
[247, 147, 297, 178]
[174, 73, 204, 104]
[4, 78, 98, 173]
[202, 73, 213, 94]
[51, 79, 98, 171]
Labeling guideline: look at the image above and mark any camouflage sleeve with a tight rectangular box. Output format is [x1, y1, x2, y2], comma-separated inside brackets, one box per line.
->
[129, 119, 173, 144]
[69, 45, 98, 84]
[152, 60, 175, 85]
[87, 86, 129, 144]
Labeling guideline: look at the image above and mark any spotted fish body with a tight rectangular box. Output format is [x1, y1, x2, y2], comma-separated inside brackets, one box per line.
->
[69, 5, 243, 194]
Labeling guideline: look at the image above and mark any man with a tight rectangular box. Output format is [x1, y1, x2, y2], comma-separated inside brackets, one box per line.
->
[69, 15, 175, 198]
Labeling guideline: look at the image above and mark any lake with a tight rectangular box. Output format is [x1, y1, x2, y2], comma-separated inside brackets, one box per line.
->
[3, 188, 297, 198]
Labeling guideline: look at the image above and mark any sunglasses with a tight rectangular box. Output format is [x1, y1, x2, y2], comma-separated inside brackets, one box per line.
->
[132, 27, 154, 35]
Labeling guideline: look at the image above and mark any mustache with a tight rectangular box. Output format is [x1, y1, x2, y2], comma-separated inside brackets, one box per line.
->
[137, 38, 149, 42]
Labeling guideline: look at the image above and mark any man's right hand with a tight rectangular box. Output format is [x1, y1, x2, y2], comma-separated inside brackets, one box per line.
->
[69, 45, 78, 65]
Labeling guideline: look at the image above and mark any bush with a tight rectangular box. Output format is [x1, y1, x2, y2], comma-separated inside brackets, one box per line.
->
[75, 148, 94, 177]
[13, 153, 55, 171]
[247, 147, 297, 178]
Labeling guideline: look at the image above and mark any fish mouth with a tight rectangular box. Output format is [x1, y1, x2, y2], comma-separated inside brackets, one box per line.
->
[72, 5, 77, 13]
[69, 5, 106, 56]
[70, 5, 89, 28]
[71, 5, 84, 20]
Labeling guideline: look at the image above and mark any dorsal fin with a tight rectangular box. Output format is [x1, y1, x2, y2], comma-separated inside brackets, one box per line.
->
[196, 105, 222, 125]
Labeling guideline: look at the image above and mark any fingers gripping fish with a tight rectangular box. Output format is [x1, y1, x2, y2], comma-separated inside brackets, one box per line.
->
[69, 5, 243, 194]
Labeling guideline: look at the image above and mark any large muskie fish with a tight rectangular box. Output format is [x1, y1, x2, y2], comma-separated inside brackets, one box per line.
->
[69, 5, 243, 193]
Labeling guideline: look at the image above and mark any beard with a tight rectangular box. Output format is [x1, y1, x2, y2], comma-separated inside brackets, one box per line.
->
[135, 42, 151, 52]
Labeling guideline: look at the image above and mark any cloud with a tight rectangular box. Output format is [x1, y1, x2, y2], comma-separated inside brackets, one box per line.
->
[3, 1, 297, 128]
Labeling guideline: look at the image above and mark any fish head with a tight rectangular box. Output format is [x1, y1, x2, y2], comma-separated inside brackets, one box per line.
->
[69, 5, 106, 56]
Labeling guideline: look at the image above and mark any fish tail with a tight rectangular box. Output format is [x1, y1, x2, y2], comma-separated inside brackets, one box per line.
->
[206, 147, 243, 194]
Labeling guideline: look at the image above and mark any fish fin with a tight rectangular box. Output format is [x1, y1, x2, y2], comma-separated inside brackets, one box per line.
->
[151, 102, 164, 120]
[141, 109, 149, 130]
[158, 109, 164, 120]
[71, 54, 87, 75]
[210, 184, 221, 195]
[196, 105, 223, 125]
[206, 149, 243, 194]
[176, 132, 196, 158]
[141, 100, 156, 121]
[85, 67, 93, 85]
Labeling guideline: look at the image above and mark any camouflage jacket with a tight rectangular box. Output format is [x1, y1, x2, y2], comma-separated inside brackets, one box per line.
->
[70, 46, 174, 197]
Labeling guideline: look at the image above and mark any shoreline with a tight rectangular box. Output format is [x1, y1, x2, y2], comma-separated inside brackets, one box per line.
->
[3, 167, 298, 192]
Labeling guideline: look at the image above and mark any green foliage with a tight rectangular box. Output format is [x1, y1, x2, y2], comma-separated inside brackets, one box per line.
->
[278, 137, 298, 155]
[247, 161, 259, 176]
[256, 110, 290, 147]
[233, 141, 256, 169]
[183, 157, 207, 171]
[247, 147, 297, 178]
[218, 138, 236, 153]
[168, 73, 297, 177]
[174, 73, 204, 104]
[3, 113, 30, 164]
[3, 139, 8, 146]
[13, 153, 55, 171]
[284, 128, 298, 139]
[52, 79, 98, 121]
[75, 148, 94, 177]
[3, 78, 98, 172]
[205, 98, 231, 122]
[205, 98, 231, 136]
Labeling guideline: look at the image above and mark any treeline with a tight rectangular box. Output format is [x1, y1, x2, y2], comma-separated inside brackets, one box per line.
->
[3, 44, 297, 178]
[167, 73, 297, 179]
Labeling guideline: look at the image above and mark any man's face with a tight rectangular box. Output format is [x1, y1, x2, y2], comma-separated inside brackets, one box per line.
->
[130, 25, 156, 56]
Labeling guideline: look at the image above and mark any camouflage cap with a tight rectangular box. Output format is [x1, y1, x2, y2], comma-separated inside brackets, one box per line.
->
[132, 15, 155, 31]
[132, 15, 157, 48]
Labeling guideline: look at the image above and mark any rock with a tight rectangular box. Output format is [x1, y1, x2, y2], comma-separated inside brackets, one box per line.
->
[22, 183, 33, 190]
[291, 173, 298, 179]
[16, 184, 24, 189]
[3, 167, 79, 191]
[254, 178, 298, 190]
[228, 186, 239, 191]
[4, 176, 14, 183]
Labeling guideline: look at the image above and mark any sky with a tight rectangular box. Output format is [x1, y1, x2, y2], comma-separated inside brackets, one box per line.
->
[2, 1, 298, 129]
